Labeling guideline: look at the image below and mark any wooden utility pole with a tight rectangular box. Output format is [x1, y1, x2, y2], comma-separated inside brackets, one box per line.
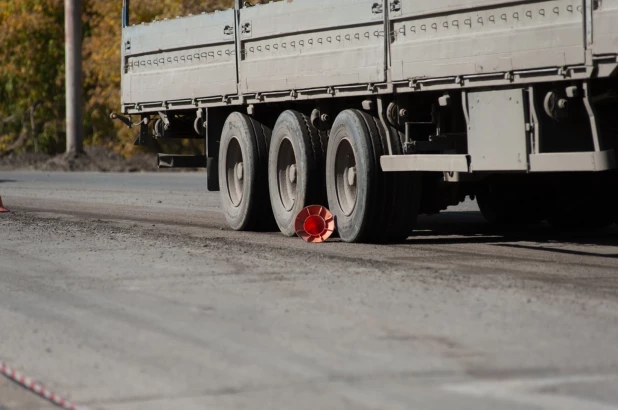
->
[65, 0, 83, 154]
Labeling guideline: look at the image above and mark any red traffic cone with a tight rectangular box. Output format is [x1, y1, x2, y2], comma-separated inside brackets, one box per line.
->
[0, 196, 9, 213]
[295, 205, 335, 243]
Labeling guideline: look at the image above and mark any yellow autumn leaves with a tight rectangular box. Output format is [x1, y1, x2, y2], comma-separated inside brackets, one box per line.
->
[0, 0, 272, 157]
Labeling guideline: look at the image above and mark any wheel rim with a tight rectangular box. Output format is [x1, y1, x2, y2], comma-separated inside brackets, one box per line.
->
[226, 137, 244, 207]
[277, 137, 297, 212]
[335, 138, 357, 216]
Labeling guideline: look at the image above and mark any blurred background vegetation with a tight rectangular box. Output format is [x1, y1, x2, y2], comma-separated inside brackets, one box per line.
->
[0, 0, 272, 158]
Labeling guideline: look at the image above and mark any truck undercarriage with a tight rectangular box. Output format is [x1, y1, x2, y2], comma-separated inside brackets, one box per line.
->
[113, 0, 618, 242]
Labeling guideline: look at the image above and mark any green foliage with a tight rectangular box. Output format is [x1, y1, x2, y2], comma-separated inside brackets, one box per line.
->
[0, 0, 65, 153]
[0, 0, 273, 157]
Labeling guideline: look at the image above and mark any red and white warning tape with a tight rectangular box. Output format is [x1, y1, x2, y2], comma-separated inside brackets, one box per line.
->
[0, 361, 91, 410]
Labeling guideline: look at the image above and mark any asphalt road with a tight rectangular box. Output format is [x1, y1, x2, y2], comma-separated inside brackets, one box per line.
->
[1, 171, 618, 410]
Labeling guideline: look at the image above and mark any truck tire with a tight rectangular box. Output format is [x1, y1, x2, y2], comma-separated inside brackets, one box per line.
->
[371, 114, 422, 242]
[218, 112, 274, 231]
[268, 110, 326, 236]
[325, 109, 421, 243]
[477, 184, 549, 225]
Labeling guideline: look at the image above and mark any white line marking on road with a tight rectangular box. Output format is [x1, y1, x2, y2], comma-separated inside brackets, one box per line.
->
[443, 374, 618, 410]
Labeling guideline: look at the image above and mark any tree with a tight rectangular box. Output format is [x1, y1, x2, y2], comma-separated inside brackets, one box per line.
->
[0, 0, 65, 154]
[1, 0, 275, 157]
[82, 0, 237, 156]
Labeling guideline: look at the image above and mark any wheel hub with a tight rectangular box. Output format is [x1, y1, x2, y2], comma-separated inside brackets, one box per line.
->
[347, 166, 356, 187]
[288, 164, 297, 184]
[335, 139, 358, 216]
[277, 138, 298, 212]
[235, 162, 244, 181]
[225, 137, 244, 207]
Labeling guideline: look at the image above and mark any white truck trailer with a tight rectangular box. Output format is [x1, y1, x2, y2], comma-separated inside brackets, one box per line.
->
[113, 0, 618, 243]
